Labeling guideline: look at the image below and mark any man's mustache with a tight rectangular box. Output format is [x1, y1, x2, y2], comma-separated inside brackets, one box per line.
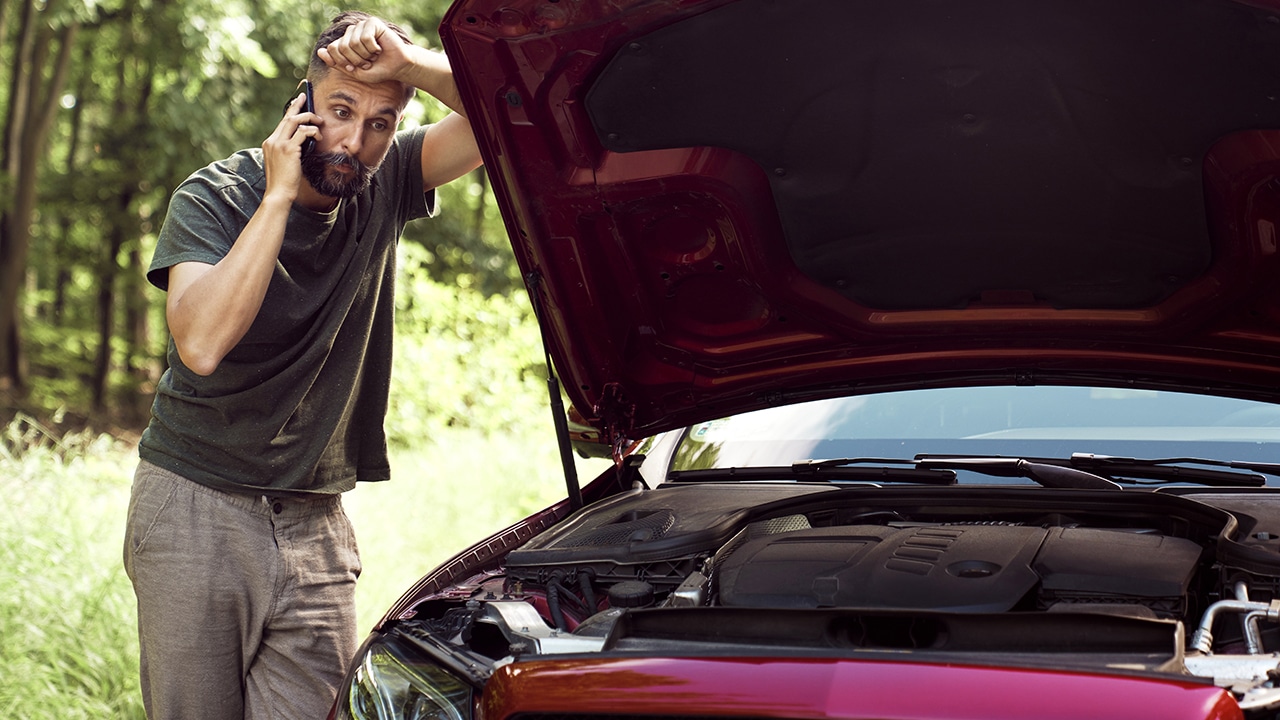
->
[321, 152, 370, 173]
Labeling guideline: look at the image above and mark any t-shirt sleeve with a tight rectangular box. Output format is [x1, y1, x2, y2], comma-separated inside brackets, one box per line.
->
[394, 124, 438, 223]
[146, 179, 240, 292]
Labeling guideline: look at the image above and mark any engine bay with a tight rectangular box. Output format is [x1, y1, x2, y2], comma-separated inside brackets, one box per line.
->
[394, 483, 1280, 715]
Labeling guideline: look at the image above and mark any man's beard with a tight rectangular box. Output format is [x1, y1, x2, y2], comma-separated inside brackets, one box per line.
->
[301, 150, 375, 200]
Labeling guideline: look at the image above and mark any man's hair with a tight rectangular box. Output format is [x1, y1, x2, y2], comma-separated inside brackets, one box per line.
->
[308, 11, 417, 107]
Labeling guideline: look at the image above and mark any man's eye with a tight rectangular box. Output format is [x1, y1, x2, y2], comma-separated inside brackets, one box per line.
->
[334, 108, 351, 119]
[372, 121, 389, 132]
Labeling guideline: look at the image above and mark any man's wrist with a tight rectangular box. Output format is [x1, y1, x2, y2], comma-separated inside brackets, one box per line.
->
[396, 46, 466, 116]
[259, 190, 296, 213]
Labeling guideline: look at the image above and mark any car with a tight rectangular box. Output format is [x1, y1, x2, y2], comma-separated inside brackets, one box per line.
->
[328, 0, 1280, 718]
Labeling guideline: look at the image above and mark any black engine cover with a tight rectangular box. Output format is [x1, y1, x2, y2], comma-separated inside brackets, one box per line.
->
[715, 524, 1201, 613]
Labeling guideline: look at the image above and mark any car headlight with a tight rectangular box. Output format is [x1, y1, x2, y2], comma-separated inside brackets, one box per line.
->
[334, 632, 474, 720]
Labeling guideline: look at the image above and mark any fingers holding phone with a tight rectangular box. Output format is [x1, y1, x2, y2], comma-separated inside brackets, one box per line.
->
[278, 80, 319, 155]
[263, 85, 320, 201]
[289, 80, 317, 157]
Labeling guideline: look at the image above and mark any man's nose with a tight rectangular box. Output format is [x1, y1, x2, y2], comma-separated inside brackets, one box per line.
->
[341, 126, 365, 155]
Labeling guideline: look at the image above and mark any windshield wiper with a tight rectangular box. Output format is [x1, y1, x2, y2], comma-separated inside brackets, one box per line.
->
[667, 453, 1270, 490]
[666, 458, 956, 486]
[916, 453, 1267, 488]
[913, 456, 1121, 490]
[1068, 453, 1269, 487]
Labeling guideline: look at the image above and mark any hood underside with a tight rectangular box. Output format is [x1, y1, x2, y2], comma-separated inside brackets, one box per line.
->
[441, 0, 1280, 439]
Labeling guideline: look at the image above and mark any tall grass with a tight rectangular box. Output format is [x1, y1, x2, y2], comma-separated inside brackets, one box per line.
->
[0, 417, 145, 719]
[0, 414, 608, 716]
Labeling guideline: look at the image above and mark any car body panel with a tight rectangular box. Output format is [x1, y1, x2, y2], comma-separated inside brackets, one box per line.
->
[441, 0, 1280, 442]
[482, 656, 1243, 720]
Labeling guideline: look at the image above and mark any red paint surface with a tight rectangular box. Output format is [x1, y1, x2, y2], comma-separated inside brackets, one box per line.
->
[482, 656, 1242, 720]
[439, 0, 1280, 440]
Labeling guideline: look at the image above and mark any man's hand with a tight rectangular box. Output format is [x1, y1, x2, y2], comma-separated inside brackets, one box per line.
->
[318, 17, 412, 85]
[317, 16, 467, 117]
[262, 92, 320, 204]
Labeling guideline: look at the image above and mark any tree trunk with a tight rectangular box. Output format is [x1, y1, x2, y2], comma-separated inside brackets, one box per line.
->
[123, 244, 153, 423]
[91, 3, 153, 415]
[0, 0, 78, 391]
[49, 40, 91, 327]
[0, 0, 12, 87]
[0, 0, 38, 392]
[473, 166, 488, 243]
[90, 226, 124, 411]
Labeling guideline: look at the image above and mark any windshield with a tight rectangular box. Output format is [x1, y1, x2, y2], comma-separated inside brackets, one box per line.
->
[670, 386, 1280, 484]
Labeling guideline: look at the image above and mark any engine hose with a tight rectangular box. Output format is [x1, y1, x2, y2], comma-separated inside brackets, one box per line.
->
[548, 578, 588, 611]
[546, 581, 569, 631]
[579, 570, 598, 613]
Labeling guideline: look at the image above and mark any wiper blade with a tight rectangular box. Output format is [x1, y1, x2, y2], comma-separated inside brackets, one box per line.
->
[667, 454, 1270, 490]
[913, 456, 1121, 490]
[1068, 453, 1268, 487]
[916, 453, 1266, 488]
[667, 459, 956, 486]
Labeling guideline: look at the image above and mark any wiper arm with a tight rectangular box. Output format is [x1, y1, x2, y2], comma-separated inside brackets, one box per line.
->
[666, 458, 956, 486]
[1068, 453, 1267, 487]
[915, 453, 1266, 488]
[914, 456, 1121, 490]
[667, 454, 1269, 490]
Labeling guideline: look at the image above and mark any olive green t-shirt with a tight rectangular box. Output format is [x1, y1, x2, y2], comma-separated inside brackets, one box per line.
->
[139, 126, 435, 496]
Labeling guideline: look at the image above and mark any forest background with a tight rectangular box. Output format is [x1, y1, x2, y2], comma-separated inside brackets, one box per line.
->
[0, 0, 611, 715]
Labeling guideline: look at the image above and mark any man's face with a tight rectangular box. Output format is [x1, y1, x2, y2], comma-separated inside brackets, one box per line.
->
[302, 74, 408, 199]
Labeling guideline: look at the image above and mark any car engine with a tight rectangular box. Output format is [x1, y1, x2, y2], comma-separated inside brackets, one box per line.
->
[397, 483, 1280, 716]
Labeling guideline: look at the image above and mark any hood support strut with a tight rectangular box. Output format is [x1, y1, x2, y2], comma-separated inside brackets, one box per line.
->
[527, 272, 584, 511]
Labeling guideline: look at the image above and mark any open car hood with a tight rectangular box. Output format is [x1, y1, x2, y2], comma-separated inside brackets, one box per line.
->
[440, 0, 1280, 443]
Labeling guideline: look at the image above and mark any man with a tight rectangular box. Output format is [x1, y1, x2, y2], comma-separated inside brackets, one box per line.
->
[122, 12, 482, 719]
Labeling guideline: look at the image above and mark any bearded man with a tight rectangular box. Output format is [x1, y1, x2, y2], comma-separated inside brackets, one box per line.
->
[123, 12, 482, 719]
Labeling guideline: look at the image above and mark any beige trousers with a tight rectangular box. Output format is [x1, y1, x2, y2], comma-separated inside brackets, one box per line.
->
[123, 461, 362, 720]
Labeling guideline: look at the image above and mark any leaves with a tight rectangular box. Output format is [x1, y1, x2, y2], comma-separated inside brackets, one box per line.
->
[388, 242, 548, 445]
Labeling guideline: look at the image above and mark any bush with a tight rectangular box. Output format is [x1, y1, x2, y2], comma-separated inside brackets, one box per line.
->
[387, 242, 551, 446]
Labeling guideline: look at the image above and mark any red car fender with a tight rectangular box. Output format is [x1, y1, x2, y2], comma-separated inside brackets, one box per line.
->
[482, 656, 1241, 720]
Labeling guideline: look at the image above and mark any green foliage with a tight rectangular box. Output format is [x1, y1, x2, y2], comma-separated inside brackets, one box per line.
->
[0, 418, 145, 719]
[25, 319, 99, 402]
[402, 170, 525, 297]
[387, 242, 548, 446]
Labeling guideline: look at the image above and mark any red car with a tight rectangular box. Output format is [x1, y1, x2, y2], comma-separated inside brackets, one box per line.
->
[330, 0, 1280, 717]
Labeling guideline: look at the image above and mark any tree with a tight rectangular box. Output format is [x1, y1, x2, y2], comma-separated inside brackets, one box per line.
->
[0, 0, 79, 392]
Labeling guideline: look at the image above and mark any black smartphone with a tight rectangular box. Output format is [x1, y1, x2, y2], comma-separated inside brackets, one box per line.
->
[282, 79, 316, 157]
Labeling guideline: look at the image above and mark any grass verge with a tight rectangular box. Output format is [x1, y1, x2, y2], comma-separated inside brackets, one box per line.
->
[0, 420, 145, 719]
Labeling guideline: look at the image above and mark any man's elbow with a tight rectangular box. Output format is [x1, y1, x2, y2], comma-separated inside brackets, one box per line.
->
[174, 340, 224, 377]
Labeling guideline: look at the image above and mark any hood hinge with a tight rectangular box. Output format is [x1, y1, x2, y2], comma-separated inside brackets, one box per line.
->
[594, 382, 636, 466]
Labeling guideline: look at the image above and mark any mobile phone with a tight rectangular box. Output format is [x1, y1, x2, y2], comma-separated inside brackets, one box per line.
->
[283, 79, 316, 157]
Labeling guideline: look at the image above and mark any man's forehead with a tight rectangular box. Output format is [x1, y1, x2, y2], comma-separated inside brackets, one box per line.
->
[315, 76, 407, 116]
